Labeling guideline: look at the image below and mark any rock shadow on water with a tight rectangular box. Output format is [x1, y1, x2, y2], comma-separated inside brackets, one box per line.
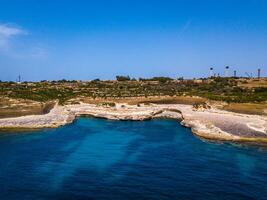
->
[1, 117, 267, 199]
[37, 118, 183, 190]
[37, 119, 142, 189]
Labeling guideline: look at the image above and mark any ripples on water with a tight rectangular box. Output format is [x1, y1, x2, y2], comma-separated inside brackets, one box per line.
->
[0, 118, 267, 200]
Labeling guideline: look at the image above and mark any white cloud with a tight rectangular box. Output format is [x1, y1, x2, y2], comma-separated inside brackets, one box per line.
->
[28, 46, 49, 59]
[0, 24, 26, 36]
[0, 23, 27, 47]
[0, 23, 48, 60]
[0, 23, 49, 61]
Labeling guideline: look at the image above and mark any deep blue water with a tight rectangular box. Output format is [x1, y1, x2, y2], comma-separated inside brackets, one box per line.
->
[0, 118, 267, 200]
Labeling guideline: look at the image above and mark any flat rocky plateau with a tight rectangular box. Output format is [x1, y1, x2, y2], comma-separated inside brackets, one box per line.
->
[0, 103, 266, 143]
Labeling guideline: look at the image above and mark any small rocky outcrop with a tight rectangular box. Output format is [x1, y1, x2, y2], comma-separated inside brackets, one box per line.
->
[192, 102, 211, 111]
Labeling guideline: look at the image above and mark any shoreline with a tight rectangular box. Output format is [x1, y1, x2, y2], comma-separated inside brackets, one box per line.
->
[0, 102, 266, 144]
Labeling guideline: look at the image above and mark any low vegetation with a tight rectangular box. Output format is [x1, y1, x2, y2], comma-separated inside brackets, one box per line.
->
[193, 102, 211, 110]
[0, 77, 266, 106]
[98, 102, 116, 107]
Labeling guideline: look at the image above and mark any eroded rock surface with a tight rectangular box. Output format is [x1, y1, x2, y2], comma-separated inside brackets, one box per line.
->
[0, 103, 266, 143]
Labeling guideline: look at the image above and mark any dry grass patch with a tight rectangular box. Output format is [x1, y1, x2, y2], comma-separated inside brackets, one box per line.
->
[0, 98, 55, 119]
[79, 96, 206, 105]
[223, 103, 267, 116]
[238, 78, 267, 88]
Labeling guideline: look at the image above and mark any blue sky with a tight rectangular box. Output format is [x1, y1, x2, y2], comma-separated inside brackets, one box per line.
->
[0, 0, 266, 81]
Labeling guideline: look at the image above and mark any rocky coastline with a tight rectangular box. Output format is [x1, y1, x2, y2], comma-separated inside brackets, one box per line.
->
[0, 102, 266, 143]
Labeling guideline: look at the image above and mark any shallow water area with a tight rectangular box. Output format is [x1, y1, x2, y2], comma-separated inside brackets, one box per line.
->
[0, 117, 267, 200]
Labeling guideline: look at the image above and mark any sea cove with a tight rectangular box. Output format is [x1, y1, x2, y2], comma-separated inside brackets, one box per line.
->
[1, 1, 267, 199]
[0, 118, 267, 200]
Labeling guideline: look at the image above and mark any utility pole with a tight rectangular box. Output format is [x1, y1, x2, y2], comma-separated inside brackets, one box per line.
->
[17, 75, 22, 84]
[234, 70, 237, 78]
[225, 66, 229, 77]
[209, 67, 214, 78]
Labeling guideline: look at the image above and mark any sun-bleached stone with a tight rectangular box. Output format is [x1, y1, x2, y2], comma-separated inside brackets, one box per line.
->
[0, 103, 266, 143]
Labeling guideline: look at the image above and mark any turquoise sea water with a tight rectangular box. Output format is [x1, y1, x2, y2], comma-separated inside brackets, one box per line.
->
[0, 117, 267, 200]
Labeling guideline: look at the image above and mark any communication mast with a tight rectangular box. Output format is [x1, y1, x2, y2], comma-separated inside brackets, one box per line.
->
[209, 67, 214, 78]
[225, 66, 229, 77]
[258, 68, 261, 79]
[17, 75, 22, 83]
